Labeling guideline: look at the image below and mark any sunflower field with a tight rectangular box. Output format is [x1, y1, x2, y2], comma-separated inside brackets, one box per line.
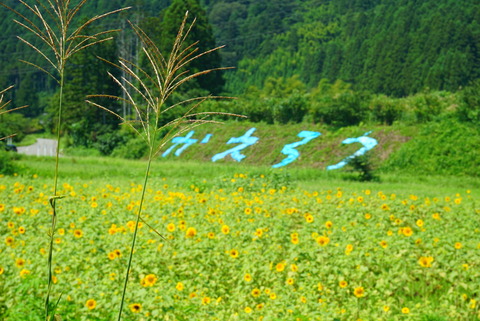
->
[0, 172, 479, 321]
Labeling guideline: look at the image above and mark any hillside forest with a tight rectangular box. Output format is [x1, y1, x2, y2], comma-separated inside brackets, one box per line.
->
[0, 0, 479, 161]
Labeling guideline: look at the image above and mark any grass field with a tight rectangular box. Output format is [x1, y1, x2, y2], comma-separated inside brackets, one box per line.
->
[1, 156, 479, 320]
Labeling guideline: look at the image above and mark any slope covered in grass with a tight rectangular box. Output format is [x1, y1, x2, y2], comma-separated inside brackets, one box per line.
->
[153, 119, 478, 178]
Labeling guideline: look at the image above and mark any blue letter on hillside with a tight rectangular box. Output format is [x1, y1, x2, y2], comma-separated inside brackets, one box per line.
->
[272, 131, 321, 168]
[212, 128, 259, 162]
[162, 131, 198, 157]
[326, 131, 378, 170]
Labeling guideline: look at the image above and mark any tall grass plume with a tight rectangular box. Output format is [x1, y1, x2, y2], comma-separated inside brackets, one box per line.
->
[0, 1, 129, 319]
[87, 11, 238, 320]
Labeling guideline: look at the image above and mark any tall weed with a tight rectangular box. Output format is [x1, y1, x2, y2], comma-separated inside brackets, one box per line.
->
[87, 12, 236, 320]
[1, 1, 129, 319]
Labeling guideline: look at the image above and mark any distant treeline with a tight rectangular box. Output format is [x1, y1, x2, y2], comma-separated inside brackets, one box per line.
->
[199, 76, 480, 128]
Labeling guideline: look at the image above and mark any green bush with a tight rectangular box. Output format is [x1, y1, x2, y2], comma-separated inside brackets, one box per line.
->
[368, 94, 403, 125]
[408, 91, 451, 123]
[196, 99, 238, 121]
[237, 97, 275, 124]
[272, 92, 308, 124]
[346, 153, 379, 182]
[457, 79, 480, 124]
[93, 130, 130, 155]
[310, 91, 371, 127]
[0, 149, 17, 175]
[0, 112, 32, 143]
[111, 135, 148, 159]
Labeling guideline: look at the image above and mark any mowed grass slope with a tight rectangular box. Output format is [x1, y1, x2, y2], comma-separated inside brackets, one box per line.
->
[155, 121, 411, 170]
[95, 118, 478, 177]
[1, 158, 479, 320]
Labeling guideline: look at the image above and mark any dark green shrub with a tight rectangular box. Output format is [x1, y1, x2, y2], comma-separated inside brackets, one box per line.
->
[0, 112, 31, 142]
[272, 92, 308, 124]
[310, 91, 371, 127]
[196, 99, 238, 121]
[0, 149, 17, 175]
[241, 97, 274, 124]
[239, 76, 308, 124]
[93, 130, 130, 155]
[65, 121, 119, 152]
[346, 153, 379, 182]
[368, 94, 403, 125]
[111, 136, 148, 159]
[457, 79, 480, 124]
[409, 91, 450, 123]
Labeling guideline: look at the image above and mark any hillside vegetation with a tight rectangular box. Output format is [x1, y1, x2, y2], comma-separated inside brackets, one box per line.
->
[115, 119, 480, 178]
[0, 0, 479, 177]
[1, 0, 478, 99]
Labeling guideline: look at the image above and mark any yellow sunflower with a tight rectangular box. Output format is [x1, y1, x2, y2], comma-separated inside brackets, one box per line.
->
[353, 286, 365, 298]
[129, 303, 141, 313]
[85, 299, 96, 310]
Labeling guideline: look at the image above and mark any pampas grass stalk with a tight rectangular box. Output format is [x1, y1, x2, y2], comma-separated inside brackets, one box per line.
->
[87, 11, 238, 320]
[0, 1, 129, 319]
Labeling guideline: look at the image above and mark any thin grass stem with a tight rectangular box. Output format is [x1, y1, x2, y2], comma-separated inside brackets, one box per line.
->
[45, 70, 64, 320]
[86, 11, 238, 320]
[2, 1, 129, 319]
[117, 145, 155, 321]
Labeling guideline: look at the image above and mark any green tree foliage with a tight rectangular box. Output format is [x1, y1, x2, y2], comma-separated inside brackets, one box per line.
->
[0, 0, 170, 115]
[15, 73, 41, 118]
[457, 79, 480, 125]
[207, 1, 247, 66]
[2, 0, 478, 100]
[0, 149, 17, 175]
[142, 0, 225, 96]
[214, 0, 480, 97]
[0, 112, 31, 142]
[309, 79, 371, 126]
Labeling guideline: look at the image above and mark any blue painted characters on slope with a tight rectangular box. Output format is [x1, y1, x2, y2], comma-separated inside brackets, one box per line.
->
[162, 131, 213, 157]
[200, 134, 213, 144]
[212, 128, 259, 162]
[162, 131, 198, 157]
[162, 128, 378, 168]
[272, 131, 321, 168]
[326, 131, 378, 170]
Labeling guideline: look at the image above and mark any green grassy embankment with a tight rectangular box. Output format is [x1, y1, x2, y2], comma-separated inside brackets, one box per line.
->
[156, 121, 412, 169]
[149, 119, 479, 178]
